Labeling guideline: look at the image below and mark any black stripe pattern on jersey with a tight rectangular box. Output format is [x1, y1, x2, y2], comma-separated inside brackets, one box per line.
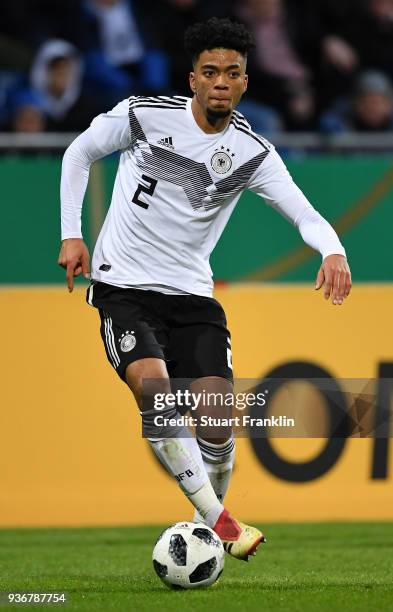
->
[129, 95, 188, 109]
[128, 102, 270, 211]
[129, 106, 213, 210]
[230, 114, 271, 151]
[232, 109, 250, 125]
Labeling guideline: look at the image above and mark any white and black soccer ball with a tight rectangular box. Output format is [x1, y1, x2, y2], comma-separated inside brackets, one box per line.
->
[152, 521, 225, 589]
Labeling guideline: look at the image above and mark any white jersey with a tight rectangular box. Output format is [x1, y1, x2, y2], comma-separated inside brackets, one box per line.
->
[61, 95, 346, 296]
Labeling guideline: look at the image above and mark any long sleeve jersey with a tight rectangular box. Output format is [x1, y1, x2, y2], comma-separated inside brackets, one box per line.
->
[61, 95, 346, 296]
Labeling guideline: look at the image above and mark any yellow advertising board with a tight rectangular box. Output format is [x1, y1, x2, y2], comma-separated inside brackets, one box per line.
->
[1, 285, 392, 526]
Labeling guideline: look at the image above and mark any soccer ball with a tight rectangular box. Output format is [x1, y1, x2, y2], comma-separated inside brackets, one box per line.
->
[152, 521, 225, 589]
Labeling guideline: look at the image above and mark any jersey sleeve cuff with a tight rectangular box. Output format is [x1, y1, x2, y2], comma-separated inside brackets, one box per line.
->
[61, 233, 83, 241]
[321, 245, 346, 260]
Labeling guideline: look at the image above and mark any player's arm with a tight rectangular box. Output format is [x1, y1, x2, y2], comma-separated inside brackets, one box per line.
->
[58, 99, 131, 292]
[248, 147, 351, 305]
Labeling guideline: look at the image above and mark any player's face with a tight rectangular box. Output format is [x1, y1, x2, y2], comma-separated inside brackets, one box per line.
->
[189, 48, 248, 118]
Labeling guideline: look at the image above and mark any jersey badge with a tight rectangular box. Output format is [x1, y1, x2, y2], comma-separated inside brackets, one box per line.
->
[211, 146, 234, 174]
[119, 331, 136, 352]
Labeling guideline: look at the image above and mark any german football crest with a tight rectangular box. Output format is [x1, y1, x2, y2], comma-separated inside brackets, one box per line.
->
[210, 147, 233, 174]
[119, 331, 136, 352]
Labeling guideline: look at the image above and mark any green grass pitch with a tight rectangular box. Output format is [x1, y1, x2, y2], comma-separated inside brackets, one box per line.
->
[1, 523, 392, 611]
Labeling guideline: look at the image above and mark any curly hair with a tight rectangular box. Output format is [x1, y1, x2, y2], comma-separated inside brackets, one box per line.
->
[184, 17, 254, 64]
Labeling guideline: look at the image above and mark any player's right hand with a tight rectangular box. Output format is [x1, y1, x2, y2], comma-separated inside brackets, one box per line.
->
[58, 238, 90, 293]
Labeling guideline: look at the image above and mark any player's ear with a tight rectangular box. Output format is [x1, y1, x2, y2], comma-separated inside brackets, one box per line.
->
[243, 74, 248, 93]
[189, 71, 196, 94]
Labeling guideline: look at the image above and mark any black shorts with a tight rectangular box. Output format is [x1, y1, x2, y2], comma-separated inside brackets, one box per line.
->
[86, 281, 233, 382]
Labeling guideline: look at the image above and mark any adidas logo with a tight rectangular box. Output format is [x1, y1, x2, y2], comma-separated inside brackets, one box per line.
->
[157, 136, 174, 149]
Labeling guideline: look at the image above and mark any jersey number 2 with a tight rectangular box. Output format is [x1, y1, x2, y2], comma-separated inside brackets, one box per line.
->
[132, 175, 158, 209]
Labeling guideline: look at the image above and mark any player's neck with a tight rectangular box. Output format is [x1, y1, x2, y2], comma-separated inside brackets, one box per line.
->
[191, 97, 232, 134]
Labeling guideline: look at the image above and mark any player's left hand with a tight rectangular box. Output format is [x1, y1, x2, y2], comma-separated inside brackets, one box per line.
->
[315, 254, 351, 305]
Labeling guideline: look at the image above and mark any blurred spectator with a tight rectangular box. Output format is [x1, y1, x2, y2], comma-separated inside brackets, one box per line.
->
[343, 0, 393, 80]
[2, 0, 393, 134]
[322, 36, 359, 76]
[308, 0, 393, 110]
[320, 70, 393, 133]
[234, 0, 315, 117]
[30, 40, 100, 131]
[283, 81, 317, 132]
[80, 0, 169, 100]
[82, 0, 145, 69]
[8, 90, 46, 132]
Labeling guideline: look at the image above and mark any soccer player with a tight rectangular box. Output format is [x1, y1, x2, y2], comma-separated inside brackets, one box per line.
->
[58, 18, 351, 560]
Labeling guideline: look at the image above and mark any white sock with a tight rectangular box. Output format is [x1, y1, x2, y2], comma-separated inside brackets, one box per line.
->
[149, 430, 224, 528]
[193, 437, 235, 523]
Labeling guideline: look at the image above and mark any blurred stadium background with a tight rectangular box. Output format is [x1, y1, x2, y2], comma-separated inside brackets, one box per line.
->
[1, 0, 393, 532]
